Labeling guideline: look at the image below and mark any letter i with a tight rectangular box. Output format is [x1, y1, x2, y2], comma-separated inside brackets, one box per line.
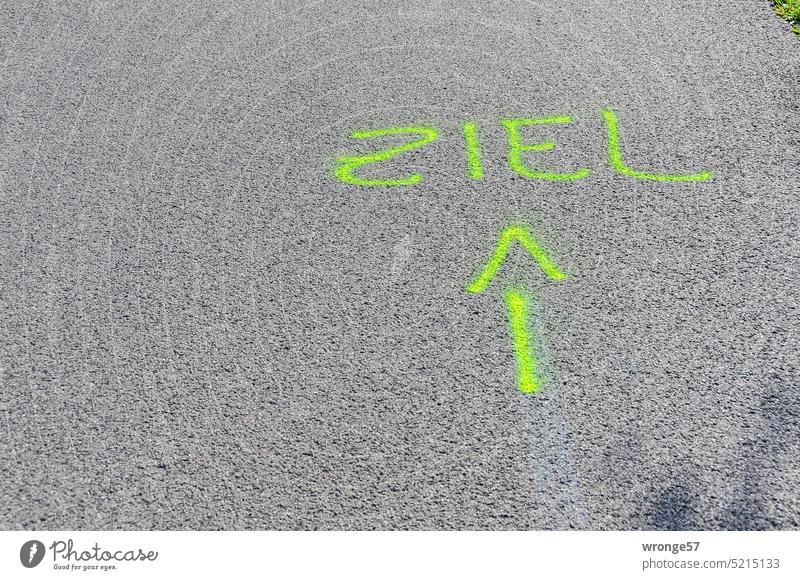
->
[463, 122, 485, 180]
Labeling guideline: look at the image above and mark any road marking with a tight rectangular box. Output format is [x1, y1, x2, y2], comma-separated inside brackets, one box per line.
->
[467, 224, 566, 394]
[334, 126, 438, 186]
[466, 224, 566, 294]
[602, 108, 713, 182]
[505, 288, 539, 393]
[462, 122, 485, 180]
[501, 116, 592, 181]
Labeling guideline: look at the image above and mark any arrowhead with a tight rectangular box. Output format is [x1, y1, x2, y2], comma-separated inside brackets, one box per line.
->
[466, 224, 567, 294]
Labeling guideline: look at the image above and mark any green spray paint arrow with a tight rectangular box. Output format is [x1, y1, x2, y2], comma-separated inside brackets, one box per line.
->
[466, 225, 567, 394]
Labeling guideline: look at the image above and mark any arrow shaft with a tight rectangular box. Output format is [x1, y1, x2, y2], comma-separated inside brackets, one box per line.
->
[505, 289, 539, 394]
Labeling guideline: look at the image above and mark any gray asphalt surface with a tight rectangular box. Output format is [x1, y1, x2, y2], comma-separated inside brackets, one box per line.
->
[2, 0, 799, 530]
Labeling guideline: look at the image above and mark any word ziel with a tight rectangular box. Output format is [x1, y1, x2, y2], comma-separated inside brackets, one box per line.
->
[335, 108, 713, 185]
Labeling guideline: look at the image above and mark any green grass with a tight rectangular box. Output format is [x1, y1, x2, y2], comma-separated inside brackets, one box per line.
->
[773, 0, 800, 35]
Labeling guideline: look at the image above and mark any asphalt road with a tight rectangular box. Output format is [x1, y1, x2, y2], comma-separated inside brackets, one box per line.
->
[2, 0, 799, 530]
